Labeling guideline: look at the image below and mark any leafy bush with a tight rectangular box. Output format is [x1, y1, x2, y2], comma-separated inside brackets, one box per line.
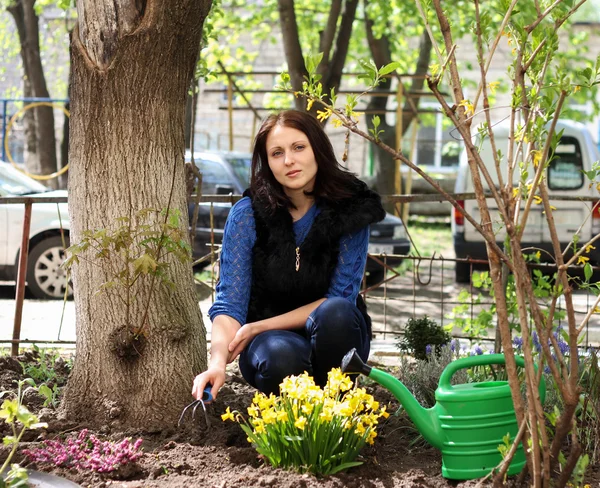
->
[397, 340, 467, 408]
[222, 369, 390, 475]
[398, 316, 451, 360]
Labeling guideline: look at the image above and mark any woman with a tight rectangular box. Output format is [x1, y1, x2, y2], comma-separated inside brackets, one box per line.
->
[192, 109, 385, 399]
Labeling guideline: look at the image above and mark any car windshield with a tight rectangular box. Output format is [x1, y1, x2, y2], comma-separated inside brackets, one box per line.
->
[226, 157, 251, 186]
[0, 163, 50, 196]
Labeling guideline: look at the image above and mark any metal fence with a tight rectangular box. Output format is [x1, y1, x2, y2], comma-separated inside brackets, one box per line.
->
[1, 193, 599, 353]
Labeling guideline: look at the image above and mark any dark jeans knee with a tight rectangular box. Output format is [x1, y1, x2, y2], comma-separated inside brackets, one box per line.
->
[239, 330, 312, 395]
[306, 297, 370, 385]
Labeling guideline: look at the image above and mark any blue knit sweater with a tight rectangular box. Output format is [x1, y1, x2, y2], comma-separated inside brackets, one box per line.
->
[208, 197, 369, 326]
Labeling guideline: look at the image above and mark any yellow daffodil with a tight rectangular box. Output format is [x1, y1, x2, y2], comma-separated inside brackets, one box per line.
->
[248, 405, 260, 418]
[355, 422, 366, 435]
[366, 430, 377, 445]
[254, 420, 266, 434]
[585, 244, 596, 253]
[294, 416, 307, 430]
[262, 408, 277, 425]
[221, 407, 235, 422]
[578, 255, 590, 265]
[379, 406, 390, 419]
[276, 410, 288, 422]
[301, 403, 314, 415]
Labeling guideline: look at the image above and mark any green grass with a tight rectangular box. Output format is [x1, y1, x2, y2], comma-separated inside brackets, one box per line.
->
[405, 216, 453, 258]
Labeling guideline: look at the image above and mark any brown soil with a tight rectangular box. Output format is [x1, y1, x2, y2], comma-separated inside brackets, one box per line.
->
[1, 353, 598, 488]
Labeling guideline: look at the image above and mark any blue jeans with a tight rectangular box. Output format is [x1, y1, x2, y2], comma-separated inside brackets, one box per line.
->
[238, 297, 370, 395]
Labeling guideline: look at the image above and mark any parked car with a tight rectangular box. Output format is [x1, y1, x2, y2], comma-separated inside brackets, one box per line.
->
[187, 151, 411, 285]
[452, 119, 600, 282]
[0, 161, 71, 300]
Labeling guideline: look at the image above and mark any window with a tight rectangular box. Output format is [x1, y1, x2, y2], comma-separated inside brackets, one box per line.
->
[547, 136, 584, 190]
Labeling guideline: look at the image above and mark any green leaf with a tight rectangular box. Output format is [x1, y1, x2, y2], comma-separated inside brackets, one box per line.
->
[133, 254, 158, 274]
[584, 262, 593, 281]
[378, 61, 401, 76]
[2, 435, 18, 445]
[327, 461, 363, 474]
[38, 384, 52, 399]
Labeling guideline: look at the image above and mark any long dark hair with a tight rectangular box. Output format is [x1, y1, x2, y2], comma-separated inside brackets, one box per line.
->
[250, 110, 357, 211]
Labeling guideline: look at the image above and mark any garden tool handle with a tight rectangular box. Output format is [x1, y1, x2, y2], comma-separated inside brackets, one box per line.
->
[203, 384, 213, 403]
[438, 354, 546, 402]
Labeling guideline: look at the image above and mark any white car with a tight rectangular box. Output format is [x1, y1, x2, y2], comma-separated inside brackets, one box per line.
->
[0, 161, 71, 299]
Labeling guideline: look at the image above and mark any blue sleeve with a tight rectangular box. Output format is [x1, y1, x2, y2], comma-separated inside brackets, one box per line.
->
[208, 197, 255, 325]
[325, 225, 369, 304]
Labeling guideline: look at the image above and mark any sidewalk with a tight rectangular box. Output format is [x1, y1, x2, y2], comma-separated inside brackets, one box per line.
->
[0, 291, 400, 362]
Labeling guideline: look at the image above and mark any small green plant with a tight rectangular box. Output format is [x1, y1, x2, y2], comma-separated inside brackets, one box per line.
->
[222, 369, 390, 475]
[19, 346, 60, 385]
[397, 340, 466, 408]
[398, 316, 450, 360]
[0, 379, 48, 488]
[63, 208, 191, 339]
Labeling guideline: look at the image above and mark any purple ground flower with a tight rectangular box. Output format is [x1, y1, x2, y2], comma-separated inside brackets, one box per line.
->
[425, 344, 432, 356]
[513, 336, 523, 351]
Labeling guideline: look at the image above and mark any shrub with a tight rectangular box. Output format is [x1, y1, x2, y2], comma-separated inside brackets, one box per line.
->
[222, 369, 390, 475]
[398, 316, 451, 360]
[397, 340, 467, 408]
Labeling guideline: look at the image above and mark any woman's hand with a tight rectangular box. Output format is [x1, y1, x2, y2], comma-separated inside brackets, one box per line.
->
[192, 366, 226, 402]
[228, 323, 258, 362]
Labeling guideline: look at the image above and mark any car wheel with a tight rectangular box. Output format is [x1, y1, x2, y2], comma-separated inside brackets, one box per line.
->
[455, 261, 471, 283]
[26, 236, 72, 300]
[365, 267, 385, 287]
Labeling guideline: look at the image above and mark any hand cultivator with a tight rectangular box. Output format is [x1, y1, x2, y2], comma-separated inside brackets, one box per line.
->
[178, 385, 213, 430]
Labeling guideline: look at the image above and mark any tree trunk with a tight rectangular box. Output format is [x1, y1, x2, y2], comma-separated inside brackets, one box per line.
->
[20, 0, 59, 187]
[62, 0, 212, 431]
[7, 0, 39, 174]
[365, 19, 432, 202]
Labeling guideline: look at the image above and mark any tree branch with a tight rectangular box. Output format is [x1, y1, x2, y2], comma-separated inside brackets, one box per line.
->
[277, 0, 307, 110]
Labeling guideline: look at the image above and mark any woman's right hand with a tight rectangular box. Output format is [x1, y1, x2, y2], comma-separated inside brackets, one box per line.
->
[192, 366, 226, 402]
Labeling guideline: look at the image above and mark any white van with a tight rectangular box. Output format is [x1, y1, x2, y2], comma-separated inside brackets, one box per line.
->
[452, 119, 600, 282]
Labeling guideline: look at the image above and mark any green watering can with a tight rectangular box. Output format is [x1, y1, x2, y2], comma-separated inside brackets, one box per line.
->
[341, 349, 546, 480]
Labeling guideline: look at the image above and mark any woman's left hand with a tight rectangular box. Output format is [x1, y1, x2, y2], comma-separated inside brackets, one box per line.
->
[228, 323, 258, 361]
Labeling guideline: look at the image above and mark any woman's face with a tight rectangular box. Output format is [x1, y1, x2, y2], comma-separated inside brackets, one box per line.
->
[265, 124, 318, 196]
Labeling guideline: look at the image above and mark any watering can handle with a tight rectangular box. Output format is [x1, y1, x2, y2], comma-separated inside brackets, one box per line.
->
[438, 354, 546, 402]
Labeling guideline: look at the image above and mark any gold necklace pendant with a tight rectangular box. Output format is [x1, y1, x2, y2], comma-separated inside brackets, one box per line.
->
[295, 247, 300, 272]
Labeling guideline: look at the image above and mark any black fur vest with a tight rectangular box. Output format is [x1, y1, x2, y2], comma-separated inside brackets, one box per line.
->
[245, 179, 385, 335]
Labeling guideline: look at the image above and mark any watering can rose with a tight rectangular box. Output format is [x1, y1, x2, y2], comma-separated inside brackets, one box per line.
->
[222, 368, 390, 475]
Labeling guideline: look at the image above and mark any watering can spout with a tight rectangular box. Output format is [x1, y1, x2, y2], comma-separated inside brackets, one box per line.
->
[341, 349, 443, 449]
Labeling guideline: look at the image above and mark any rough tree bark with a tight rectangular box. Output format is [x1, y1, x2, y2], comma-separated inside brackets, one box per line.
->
[62, 0, 212, 430]
[7, 0, 58, 187]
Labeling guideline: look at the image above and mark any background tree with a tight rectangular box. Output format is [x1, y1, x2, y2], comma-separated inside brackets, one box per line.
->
[4, 0, 58, 185]
[61, 0, 212, 430]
